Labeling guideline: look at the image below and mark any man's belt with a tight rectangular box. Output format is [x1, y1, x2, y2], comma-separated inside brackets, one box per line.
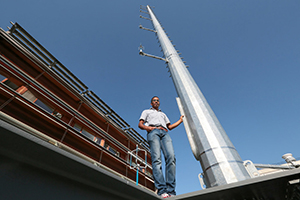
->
[149, 125, 168, 131]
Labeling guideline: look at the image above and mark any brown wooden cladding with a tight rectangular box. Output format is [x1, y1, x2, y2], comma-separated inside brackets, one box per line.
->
[0, 28, 154, 191]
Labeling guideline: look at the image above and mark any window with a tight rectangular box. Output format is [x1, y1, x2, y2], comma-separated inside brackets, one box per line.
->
[21, 88, 63, 118]
[3, 80, 19, 90]
[0, 72, 22, 90]
[0, 72, 62, 119]
[0, 73, 7, 82]
[34, 99, 54, 114]
[73, 123, 97, 141]
[72, 123, 118, 156]
[73, 123, 82, 132]
[104, 143, 119, 156]
[94, 137, 105, 146]
[81, 128, 95, 140]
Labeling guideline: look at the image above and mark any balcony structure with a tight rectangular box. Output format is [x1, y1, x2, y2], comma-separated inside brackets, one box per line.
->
[0, 22, 154, 193]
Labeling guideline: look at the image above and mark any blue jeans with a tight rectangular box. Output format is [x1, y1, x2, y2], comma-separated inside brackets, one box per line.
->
[147, 129, 176, 195]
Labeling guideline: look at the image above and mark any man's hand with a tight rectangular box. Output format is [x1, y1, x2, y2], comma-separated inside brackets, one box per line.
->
[139, 120, 167, 132]
[180, 115, 184, 122]
[167, 115, 184, 130]
[147, 126, 156, 132]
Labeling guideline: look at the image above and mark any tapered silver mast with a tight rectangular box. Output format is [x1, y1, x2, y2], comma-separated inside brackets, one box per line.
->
[139, 5, 250, 188]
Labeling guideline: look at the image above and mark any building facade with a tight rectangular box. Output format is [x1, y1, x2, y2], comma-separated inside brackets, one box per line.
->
[0, 22, 154, 192]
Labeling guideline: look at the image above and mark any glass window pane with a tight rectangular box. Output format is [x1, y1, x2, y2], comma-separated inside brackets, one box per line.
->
[73, 123, 82, 132]
[81, 129, 94, 140]
[34, 99, 54, 114]
[3, 80, 19, 90]
[94, 137, 102, 145]
[0, 73, 7, 82]
[105, 144, 119, 156]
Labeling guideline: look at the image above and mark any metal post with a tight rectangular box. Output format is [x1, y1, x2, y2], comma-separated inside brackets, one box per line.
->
[144, 5, 250, 187]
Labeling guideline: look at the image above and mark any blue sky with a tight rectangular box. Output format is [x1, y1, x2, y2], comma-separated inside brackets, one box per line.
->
[1, 0, 300, 195]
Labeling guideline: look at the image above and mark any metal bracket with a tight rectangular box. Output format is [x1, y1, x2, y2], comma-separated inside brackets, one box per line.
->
[198, 173, 207, 189]
[140, 5, 147, 11]
[139, 15, 152, 21]
[139, 48, 168, 62]
[139, 10, 149, 15]
[139, 25, 156, 33]
[138, 44, 167, 62]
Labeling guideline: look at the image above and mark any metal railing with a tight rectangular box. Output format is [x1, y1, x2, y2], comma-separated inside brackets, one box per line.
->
[5, 22, 149, 151]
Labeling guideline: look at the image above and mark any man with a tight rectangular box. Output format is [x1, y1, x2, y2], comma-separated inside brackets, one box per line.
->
[138, 96, 184, 198]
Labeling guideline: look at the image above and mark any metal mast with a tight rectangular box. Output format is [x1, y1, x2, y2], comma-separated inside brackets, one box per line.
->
[139, 5, 250, 188]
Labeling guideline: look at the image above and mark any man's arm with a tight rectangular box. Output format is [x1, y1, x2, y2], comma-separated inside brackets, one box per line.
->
[138, 119, 156, 132]
[167, 115, 184, 130]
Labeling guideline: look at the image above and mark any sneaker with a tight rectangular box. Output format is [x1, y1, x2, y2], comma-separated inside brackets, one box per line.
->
[168, 194, 176, 197]
[161, 193, 170, 198]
